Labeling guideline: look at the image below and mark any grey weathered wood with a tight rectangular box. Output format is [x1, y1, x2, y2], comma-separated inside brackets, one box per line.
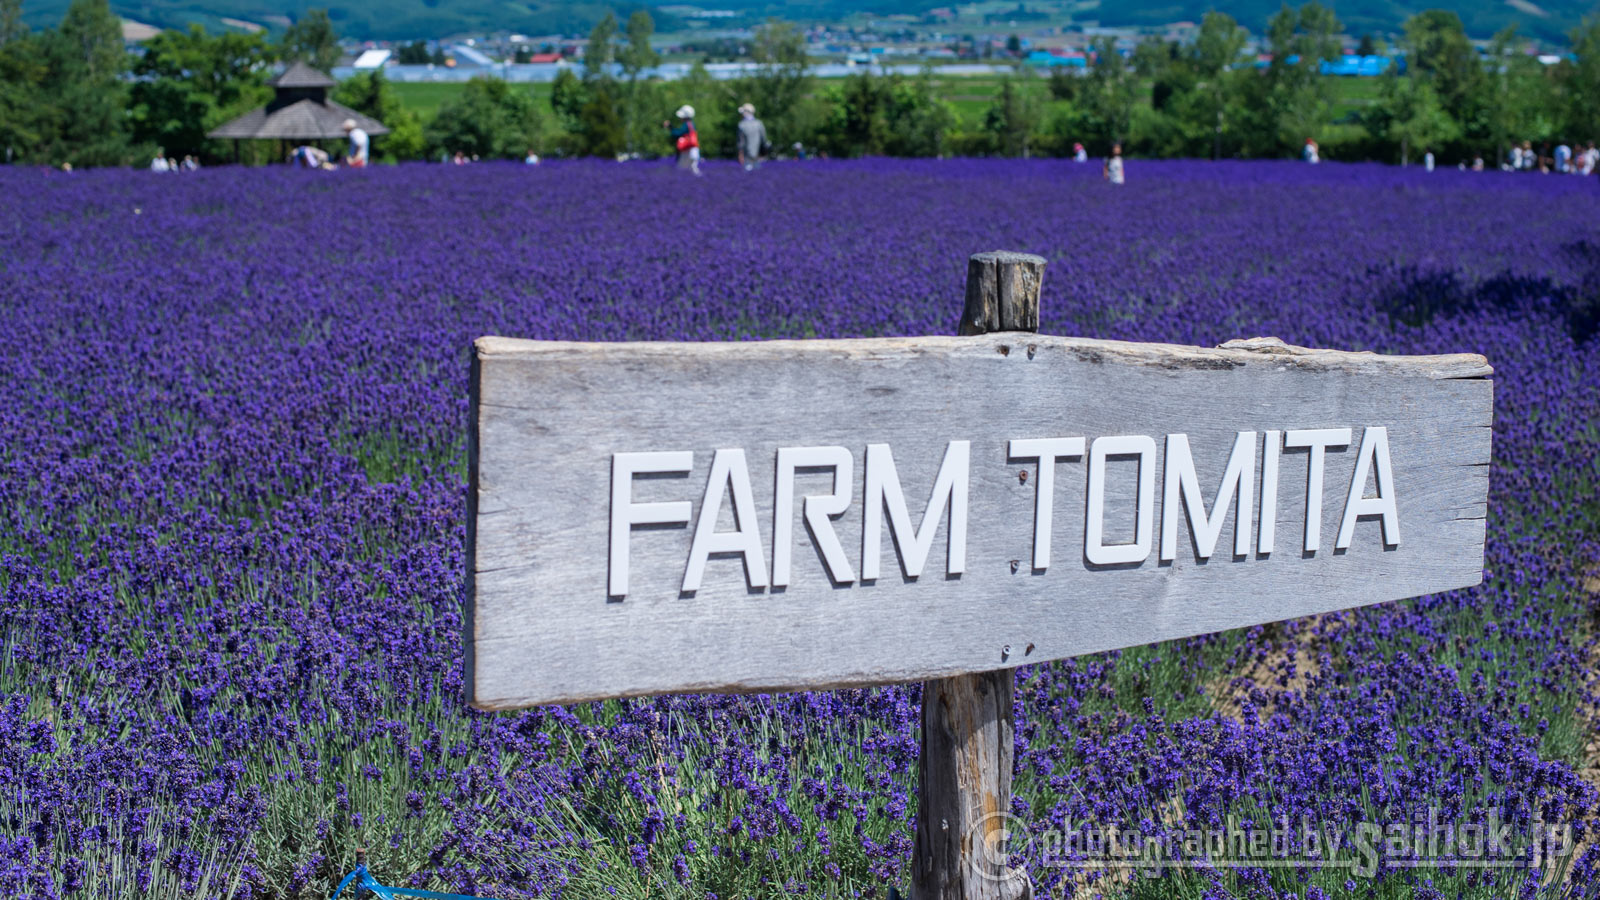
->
[915, 671, 1028, 900]
[960, 251, 1044, 336]
[465, 332, 1492, 709]
[914, 252, 1038, 900]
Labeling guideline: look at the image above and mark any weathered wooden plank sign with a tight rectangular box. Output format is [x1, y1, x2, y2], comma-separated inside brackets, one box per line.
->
[465, 302, 1492, 713]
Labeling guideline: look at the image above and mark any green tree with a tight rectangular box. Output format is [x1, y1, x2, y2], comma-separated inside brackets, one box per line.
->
[576, 80, 626, 157]
[0, 0, 23, 46]
[550, 67, 587, 132]
[130, 25, 274, 162]
[1403, 9, 1484, 128]
[280, 8, 339, 73]
[819, 71, 952, 157]
[333, 69, 426, 161]
[36, 0, 135, 166]
[618, 10, 659, 78]
[982, 77, 1038, 156]
[1047, 65, 1078, 102]
[396, 40, 430, 65]
[1367, 71, 1459, 164]
[0, 8, 42, 162]
[584, 11, 616, 82]
[1236, 1, 1343, 157]
[1186, 11, 1248, 158]
[425, 76, 546, 159]
[734, 20, 810, 150]
[1561, 16, 1600, 143]
[617, 11, 660, 153]
[1080, 36, 1138, 148]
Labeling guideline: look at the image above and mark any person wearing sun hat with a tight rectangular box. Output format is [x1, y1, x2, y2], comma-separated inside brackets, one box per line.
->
[341, 118, 369, 168]
[664, 104, 702, 176]
[736, 102, 768, 171]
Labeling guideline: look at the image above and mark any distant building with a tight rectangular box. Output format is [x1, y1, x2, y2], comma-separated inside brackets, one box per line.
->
[448, 44, 497, 67]
[208, 62, 388, 152]
[352, 49, 392, 69]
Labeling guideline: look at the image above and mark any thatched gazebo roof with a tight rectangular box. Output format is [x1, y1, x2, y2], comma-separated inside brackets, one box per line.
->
[208, 62, 389, 141]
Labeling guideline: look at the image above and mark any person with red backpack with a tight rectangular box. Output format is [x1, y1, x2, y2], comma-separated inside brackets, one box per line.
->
[665, 104, 702, 176]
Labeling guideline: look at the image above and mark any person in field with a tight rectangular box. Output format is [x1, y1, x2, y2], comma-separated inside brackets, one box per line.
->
[1073, 142, 1087, 162]
[665, 104, 702, 176]
[1303, 137, 1320, 164]
[1424, 150, 1435, 172]
[525, 148, 540, 165]
[1103, 143, 1125, 185]
[341, 118, 369, 168]
[737, 103, 768, 171]
[150, 149, 171, 172]
[290, 145, 331, 169]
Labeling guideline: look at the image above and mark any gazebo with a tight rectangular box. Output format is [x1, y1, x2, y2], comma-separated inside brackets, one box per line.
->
[208, 62, 388, 159]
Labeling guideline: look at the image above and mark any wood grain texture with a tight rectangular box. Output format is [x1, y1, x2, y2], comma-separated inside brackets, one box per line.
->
[914, 671, 1029, 900]
[959, 251, 1045, 336]
[917, 251, 1036, 900]
[466, 333, 1492, 709]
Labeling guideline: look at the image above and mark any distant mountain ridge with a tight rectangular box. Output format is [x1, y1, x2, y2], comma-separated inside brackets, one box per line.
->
[21, 0, 1589, 45]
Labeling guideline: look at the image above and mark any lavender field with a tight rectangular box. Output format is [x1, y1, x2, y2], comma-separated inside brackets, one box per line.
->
[1, 158, 1598, 900]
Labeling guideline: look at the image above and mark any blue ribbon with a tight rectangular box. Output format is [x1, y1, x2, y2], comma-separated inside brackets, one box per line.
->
[329, 864, 494, 900]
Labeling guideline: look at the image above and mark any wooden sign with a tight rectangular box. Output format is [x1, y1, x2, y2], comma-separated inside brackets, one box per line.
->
[465, 327, 1492, 711]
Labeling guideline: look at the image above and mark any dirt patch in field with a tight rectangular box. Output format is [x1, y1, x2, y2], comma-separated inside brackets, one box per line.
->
[1206, 615, 1330, 724]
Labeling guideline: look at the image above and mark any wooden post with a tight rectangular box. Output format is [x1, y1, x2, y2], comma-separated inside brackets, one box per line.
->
[912, 251, 1044, 900]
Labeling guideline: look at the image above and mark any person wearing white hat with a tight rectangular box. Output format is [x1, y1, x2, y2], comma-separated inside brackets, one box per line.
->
[664, 105, 701, 176]
[736, 102, 768, 171]
[341, 118, 369, 168]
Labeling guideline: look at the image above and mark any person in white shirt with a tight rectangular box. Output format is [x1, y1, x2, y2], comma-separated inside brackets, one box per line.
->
[1555, 143, 1572, 173]
[1424, 151, 1435, 172]
[1073, 142, 1087, 162]
[150, 149, 170, 172]
[1103, 143, 1125, 185]
[341, 118, 370, 167]
[1303, 137, 1320, 164]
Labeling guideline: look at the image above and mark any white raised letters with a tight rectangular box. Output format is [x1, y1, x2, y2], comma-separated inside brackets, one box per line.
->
[1337, 426, 1401, 549]
[773, 446, 856, 586]
[683, 448, 768, 592]
[1008, 437, 1086, 570]
[1161, 431, 1256, 561]
[609, 450, 694, 597]
[863, 441, 971, 580]
[1085, 435, 1157, 566]
[608, 425, 1401, 595]
[1284, 428, 1353, 553]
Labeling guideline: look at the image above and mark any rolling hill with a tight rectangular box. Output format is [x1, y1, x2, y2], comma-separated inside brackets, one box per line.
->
[18, 0, 1592, 47]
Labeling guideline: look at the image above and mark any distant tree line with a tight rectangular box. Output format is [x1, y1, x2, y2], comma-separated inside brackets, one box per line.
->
[6, 0, 1600, 167]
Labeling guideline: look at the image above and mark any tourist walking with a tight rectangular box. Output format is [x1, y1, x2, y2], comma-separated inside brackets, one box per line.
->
[341, 118, 369, 168]
[1073, 142, 1087, 163]
[736, 103, 768, 171]
[1103, 144, 1125, 185]
[666, 105, 702, 176]
[1303, 137, 1320, 164]
[150, 149, 171, 172]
